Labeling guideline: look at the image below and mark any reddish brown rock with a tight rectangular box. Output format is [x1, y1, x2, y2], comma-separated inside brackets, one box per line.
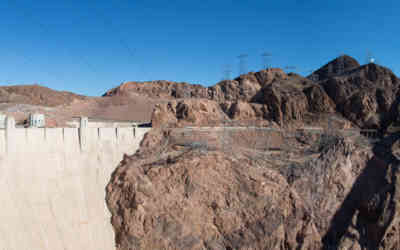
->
[303, 85, 336, 113]
[103, 80, 209, 100]
[254, 68, 288, 87]
[310, 55, 360, 81]
[320, 63, 400, 129]
[258, 82, 309, 125]
[150, 99, 229, 128]
[106, 125, 400, 249]
[225, 101, 269, 120]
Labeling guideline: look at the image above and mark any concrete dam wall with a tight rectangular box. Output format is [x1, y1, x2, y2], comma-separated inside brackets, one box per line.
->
[0, 122, 151, 250]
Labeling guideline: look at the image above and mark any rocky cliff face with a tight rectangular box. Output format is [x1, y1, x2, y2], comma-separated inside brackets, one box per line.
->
[106, 124, 400, 249]
[319, 63, 400, 129]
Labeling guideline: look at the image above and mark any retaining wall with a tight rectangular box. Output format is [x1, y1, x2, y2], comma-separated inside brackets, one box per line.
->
[0, 126, 151, 250]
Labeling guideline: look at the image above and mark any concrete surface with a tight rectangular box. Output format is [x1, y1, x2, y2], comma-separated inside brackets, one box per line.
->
[0, 126, 151, 250]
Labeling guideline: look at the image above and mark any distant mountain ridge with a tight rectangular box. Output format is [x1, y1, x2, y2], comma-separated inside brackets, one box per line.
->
[0, 84, 87, 107]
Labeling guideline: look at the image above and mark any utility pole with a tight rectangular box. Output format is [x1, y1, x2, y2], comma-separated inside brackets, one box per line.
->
[238, 54, 248, 75]
[284, 66, 297, 74]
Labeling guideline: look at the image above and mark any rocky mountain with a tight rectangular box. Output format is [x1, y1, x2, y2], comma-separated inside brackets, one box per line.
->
[309, 55, 360, 81]
[103, 69, 290, 103]
[317, 61, 400, 129]
[104, 55, 400, 132]
[2, 54, 398, 134]
[105, 55, 400, 249]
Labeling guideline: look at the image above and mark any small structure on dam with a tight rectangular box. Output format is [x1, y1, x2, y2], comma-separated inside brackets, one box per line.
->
[0, 113, 6, 128]
[29, 113, 45, 128]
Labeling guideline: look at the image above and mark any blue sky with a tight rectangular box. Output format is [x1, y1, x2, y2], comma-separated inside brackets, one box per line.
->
[0, 0, 399, 96]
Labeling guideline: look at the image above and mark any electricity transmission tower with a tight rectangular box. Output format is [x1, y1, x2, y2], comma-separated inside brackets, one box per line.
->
[327, 63, 333, 77]
[307, 70, 319, 82]
[238, 54, 248, 75]
[261, 52, 272, 70]
[337, 54, 345, 75]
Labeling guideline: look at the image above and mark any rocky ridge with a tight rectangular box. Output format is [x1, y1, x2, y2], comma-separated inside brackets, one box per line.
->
[105, 55, 400, 132]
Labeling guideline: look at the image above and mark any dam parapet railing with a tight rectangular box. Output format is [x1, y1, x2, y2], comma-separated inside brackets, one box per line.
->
[1, 116, 151, 155]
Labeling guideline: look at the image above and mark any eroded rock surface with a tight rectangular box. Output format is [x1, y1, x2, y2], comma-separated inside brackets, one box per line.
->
[106, 124, 400, 249]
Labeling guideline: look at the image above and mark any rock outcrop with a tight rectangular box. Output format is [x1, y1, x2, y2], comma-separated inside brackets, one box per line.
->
[150, 99, 229, 128]
[310, 55, 360, 81]
[319, 63, 400, 129]
[106, 123, 400, 249]
[103, 80, 209, 100]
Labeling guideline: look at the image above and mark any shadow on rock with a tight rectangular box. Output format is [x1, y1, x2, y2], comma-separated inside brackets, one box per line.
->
[322, 133, 400, 249]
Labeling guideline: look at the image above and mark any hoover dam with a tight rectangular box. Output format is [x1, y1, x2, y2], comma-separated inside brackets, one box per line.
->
[0, 117, 150, 250]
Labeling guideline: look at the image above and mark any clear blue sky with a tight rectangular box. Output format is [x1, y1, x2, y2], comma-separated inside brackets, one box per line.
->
[0, 0, 399, 96]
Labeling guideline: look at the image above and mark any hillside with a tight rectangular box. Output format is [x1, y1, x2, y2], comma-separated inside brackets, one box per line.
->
[0, 84, 87, 106]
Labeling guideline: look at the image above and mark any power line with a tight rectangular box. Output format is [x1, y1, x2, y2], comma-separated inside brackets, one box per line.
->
[238, 54, 248, 75]
[222, 64, 232, 81]
[94, 3, 137, 61]
[307, 70, 319, 82]
[284, 66, 297, 73]
[9, 0, 102, 80]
